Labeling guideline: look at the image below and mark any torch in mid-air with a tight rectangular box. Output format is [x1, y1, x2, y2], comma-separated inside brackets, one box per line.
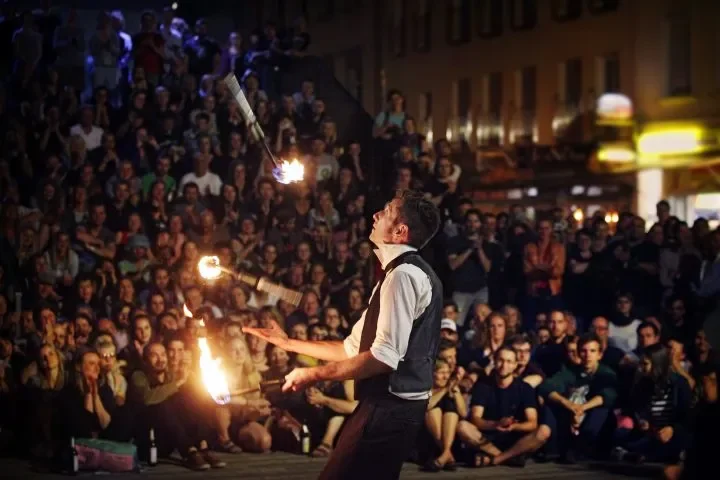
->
[223, 73, 304, 184]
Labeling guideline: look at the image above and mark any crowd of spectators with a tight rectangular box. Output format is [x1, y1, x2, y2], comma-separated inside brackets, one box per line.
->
[0, 4, 718, 477]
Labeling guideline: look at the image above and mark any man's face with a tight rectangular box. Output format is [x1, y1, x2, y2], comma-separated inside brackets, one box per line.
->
[440, 329, 459, 343]
[495, 350, 517, 379]
[538, 220, 552, 241]
[91, 205, 106, 227]
[78, 280, 94, 302]
[335, 243, 350, 262]
[370, 198, 404, 245]
[465, 213, 481, 235]
[81, 108, 93, 126]
[148, 344, 167, 373]
[616, 296, 632, 314]
[74, 317, 92, 337]
[512, 341, 532, 368]
[566, 341, 581, 365]
[150, 295, 165, 314]
[167, 340, 185, 369]
[482, 216, 496, 237]
[549, 312, 567, 339]
[115, 182, 130, 202]
[657, 203, 670, 221]
[580, 341, 602, 370]
[591, 317, 609, 342]
[638, 326, 659, 349]
[154, 269, 170, 289]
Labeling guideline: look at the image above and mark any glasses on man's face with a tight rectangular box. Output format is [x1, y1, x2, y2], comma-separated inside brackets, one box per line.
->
[514, 348, 531, 355]
[102, 353, 116, 360]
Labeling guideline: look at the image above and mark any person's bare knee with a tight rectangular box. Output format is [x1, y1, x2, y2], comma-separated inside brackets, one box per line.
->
[536, 425, 551, 443]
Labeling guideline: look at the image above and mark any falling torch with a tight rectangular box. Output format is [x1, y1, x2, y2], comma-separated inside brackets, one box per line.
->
[223, 73, 304, 184]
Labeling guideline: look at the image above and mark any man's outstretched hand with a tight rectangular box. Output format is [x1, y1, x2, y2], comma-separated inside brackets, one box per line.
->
[282, 367, 316, 392]
[242, 320, 289, 348]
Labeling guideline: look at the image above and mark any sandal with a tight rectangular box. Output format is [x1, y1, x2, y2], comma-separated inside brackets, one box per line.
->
[311, 443, 333, 458]
[443, 460, 458, 471]
[471, 452, 495, 468]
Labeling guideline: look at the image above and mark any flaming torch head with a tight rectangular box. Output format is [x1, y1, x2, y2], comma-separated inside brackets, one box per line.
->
[272, 159, 305, 184]
[183, 303, 231, 405]
[198, 337, 231, 405]
[198, 255, 223, 280]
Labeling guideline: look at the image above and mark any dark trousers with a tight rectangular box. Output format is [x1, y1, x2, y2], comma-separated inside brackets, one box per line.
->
[319, 394, 427, 480]
[614, 427, 689, 463]
[142, 387, 213, 458]
[543, 404, 613, 456]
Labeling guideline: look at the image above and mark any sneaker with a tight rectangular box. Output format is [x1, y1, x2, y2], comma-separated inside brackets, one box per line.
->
[217, 441, 243, 454]
[184, 451, 211, 471]
[201, 450, 227, 468]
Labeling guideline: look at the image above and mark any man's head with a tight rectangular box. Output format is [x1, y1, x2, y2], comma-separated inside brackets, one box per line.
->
[590, 316, 610, 343]
[510, 333, 533, 369]
[637, 321, 660, 349]
[370, 190, 440, 249]
[578, 334, 603, 371]
[437, 342, 457, 371]
[440, 318, 459, 344]
[144, 342, 167, 374]
[549, 310, 568, 340]
[494, 347, 518, 380]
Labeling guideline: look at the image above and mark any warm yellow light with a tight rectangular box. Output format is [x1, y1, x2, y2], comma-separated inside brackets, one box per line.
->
[198, 255, 223, 280]
[598, 147, 636, 162]
[604, 213, 612, 223]
[446, 126, 453, 142]
[198, 336, 231, 405]
[183, 303, 193, 318]
[573, 209, 584, 222]
[273, 159, 305, 184]
[637, 129, 702, 156]
[611, 213, 619, 223]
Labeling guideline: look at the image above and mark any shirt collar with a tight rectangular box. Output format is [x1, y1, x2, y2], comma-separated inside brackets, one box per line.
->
[373, 243, 417, 270]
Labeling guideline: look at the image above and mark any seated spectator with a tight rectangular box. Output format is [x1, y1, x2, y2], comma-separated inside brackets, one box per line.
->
[215, 336, 272, 453]
[130, 341, 225, 470]
[540, 334, 618, 462]
[96, 338, 127, 406]
[590, 316, 626, 372]
[534, 310, 570, 377]
[420, 359, 467, 471]
[613, 344, 691, 464]
[609, 292, 642, 354]
[305, 377, 358, 458]
[510, 334, 544, 388]
[457, 347, 550, 468]
[60, 349, 130, 442]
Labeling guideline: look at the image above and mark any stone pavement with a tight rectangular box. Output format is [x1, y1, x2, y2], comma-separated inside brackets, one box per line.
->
[3, 452, 660, 480]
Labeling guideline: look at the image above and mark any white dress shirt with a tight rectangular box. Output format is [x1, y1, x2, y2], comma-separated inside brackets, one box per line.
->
[70, 124, 104, 151]
[343, 243, 433, 400]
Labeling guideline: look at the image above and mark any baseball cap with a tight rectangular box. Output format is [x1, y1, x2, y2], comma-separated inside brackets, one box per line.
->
[440, 318, 457, 332]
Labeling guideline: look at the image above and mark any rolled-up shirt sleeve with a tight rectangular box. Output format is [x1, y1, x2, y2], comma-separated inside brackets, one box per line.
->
[343, 314, 362, 358]
[371, 265, 430, 370]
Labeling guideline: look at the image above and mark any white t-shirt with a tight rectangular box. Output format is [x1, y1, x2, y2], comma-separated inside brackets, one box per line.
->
[608, 319, 642, 354]
[179, 171, 223, 197]
[70, 124, 104, 151]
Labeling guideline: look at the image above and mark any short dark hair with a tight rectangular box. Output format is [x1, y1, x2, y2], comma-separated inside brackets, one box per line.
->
[637, 321, 660, 337]
[578, 333, 602, 350]
[395, 190, 440, 249]
[509, 333, 533, 348]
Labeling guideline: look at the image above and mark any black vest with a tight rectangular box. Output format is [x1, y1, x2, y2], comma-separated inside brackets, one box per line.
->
[356, 251, 443, 401]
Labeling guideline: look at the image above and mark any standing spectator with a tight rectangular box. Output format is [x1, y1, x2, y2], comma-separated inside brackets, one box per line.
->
[70, 105, 104, 152]
[184, 18, 220, 78]
[132, 11, 164, 87]
[53, 9, 85, 92]
[523, 219, 566, 330]
[447, 209, 492, 326]
[89, 12, 120, 92]
[13, 11, 43, 88]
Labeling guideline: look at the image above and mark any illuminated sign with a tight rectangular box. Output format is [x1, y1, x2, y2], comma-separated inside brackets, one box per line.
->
[596, 93, 633, 123]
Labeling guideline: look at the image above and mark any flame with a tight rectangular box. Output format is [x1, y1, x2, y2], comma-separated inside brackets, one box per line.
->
[272, 159, 305, 184]
[198, 255, 223, 280]
[198, 336, 231, 405]
[183, 303, 230, 404]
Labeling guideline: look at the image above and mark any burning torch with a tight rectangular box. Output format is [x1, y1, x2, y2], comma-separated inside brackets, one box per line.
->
[197, 255, 303, 307]
[223, 73, 304, 184]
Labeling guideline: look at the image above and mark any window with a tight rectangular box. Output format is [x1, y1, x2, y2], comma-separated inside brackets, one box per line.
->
[522, 66, 537, 113]
[668, 14, 691, 96]
[510, 0, 538, 31]
[552, 0, 582, 21]
[447, 0, 471, 44]
[458, 77, 472, 120]
[389, 0, 407, 57]
[475, 0, 503, 37]
[413, 0, 432, 52]
[565, 57, 583, 107]
[489, 72, 503, 117]
[419, 92, 433, 122]
[588, 0, 619, 14]
[604, 53, 620, 92]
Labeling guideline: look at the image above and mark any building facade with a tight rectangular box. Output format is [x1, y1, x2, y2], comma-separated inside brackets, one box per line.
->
[250, 0, 720, 225]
